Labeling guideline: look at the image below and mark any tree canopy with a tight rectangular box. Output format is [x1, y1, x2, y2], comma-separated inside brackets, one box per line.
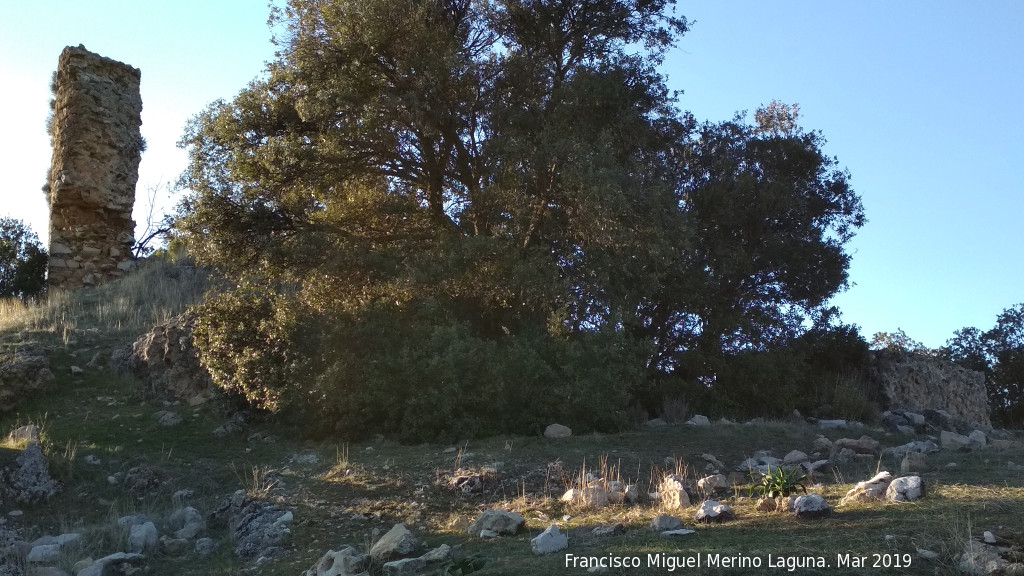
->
[0, 217, 48, 302]
[175, 0, 865, 438]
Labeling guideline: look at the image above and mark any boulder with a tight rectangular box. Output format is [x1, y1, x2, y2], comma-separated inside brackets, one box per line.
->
[968, 430, 988, 449]
[2, 443, 60, 503]
[127, 521, 158, 552]
[941, 430, 971, 451]
[782, 450, 809, 466]
[886, 476, 925, 502]
[369, 524, 419, 563]
[695, 500, 735, 523]
[543, 424, 572, 439]
[232, 498, 292, 558]
[467, 510, 524, 537]
[27, 543, 61, 563]
[789, 494, 832, 519]
[832, 436, 880, 456]
[685, 415, 711, 426]
[531, 525, 568, 555]
[303, 547, 369, 576]
[112, 312, 217, 405]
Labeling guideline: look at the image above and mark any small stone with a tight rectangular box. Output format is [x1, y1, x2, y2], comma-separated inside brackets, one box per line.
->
[901, 451, 929, 473]
[886, 476, 925, 502]
[127, 521, 158, 552]
[661, 529, 696, 537]
[369, 523, 418, 562]
[195, 538, 219, 557]
[790, 494, 832, 519]
[27, 543, 62, 563]
[685, 415, 711, 426]
[916, 548, 939, 560]
[531, 524, 568, 554]
[70, 366, 84, 375]
[467, 510, 525, 537]
[983, 531, 997, 544]
[383, 557, 426, 576]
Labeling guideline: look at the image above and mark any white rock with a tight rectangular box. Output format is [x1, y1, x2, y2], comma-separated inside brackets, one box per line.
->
[303, 546, 368, 576]
[27, 543, 61, 563]
[369, 523, 418, 562]
[661, 529, 696, 537]
[127, 521, 158, 552]
[697, 474, 728, 493]
[650, 515, 683, 531]
[658, 475, 690, 510]
[841, 471, 894, 504]
[886, 476, 925, 502]
[790, 494, 832, 519]
[695, 500, 735, 523]
[468, 510, 525, 537]
[531, 524, 568, 554]
[983, 531, 997, 544]
[685, 415, 710, 426]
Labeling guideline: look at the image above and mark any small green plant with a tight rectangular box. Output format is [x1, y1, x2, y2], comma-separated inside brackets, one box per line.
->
[750, 466, 807, 499]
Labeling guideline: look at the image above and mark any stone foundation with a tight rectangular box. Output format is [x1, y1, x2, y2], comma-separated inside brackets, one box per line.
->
[47, 45, 142, 289]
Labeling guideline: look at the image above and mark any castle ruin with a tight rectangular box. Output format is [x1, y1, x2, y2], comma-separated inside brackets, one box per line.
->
[47, 45, 142, 288]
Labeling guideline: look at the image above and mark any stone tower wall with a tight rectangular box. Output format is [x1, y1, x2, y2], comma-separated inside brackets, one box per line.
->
[47, 45, 142, 288]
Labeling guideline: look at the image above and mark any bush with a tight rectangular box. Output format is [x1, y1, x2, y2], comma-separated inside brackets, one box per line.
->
[0, 217, 48, 301]
[192, 289, 636, 442]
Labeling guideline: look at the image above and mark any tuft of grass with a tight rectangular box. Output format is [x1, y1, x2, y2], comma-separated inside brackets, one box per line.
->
[233, 464, 279, 500]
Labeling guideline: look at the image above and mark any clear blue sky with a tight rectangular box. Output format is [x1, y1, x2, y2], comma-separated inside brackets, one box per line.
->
[2, 1, 1022, 349]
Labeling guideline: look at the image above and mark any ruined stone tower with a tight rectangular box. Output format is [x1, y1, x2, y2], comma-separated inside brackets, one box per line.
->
[47, 45, 142, 288]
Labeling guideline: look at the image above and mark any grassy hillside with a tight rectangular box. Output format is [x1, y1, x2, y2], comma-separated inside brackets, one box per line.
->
[0, 260, 1021, 575]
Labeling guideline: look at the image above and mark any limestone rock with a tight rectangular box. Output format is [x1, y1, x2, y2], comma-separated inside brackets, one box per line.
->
[901, 452, 929, 473]
[968, 430, 988, 449]
[658, 474, 690, 510]
[195, 538, 219, 557]
[544, 424, 572, 439]
[127, 521, 158, 552]
[2, 443, 60, 503]
[841, 471, 894, 504]
[783, 450, 809, 466]
[592, 524, 626, 537]
[958, 540, 1024, 575]
[790, 494, 832, 519]
[112, 312, 217, 406]
[0, 346, 55, 412]
[832, 436, 880, 457]
[941, 430, 971, 451]
[886, 476, 925, 502]
[695, 500, 735, 523]
[27, 543, 61, 563]
[369, 524, 418, 563]
[232, 497, 292, 559]
[561, 485, 609, 508]
[382, 558, 426, 576]
[697, 474, 728, 494]
[531, 525, 568, 555]
[685, 415, 711, 426]
[76, 552, 145, 576]
[155, 410, 182, 427]
[467, 510, 524, 537]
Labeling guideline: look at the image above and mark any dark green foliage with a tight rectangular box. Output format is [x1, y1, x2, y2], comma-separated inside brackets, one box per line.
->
[0, 217, 48, 301]
[175, 0, 865, 439]
[944, 305, 1024, 427]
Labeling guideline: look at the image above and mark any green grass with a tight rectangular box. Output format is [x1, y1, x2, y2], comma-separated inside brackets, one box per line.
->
[0, 260, 1022, 575]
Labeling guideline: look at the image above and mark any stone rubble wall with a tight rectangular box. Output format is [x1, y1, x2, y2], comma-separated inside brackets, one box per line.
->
[47, 45, 142, 289]
[871, 350, 992, 430]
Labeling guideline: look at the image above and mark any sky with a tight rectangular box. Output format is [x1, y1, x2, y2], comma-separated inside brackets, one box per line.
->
[1, 1, 1022, 349]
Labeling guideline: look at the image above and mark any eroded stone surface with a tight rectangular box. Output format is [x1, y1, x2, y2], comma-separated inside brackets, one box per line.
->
[47, 45, 142, 289]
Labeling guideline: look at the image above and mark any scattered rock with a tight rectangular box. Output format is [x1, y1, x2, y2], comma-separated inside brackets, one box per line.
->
[968, 430, 988, 449]
[194, 537, 219, 557]
[127, 521, 158, 552]
[122, 465, 160, 493]
[685, 415, 710, 426]
[697, 474, 728, 494]
[650, 515, 683, 532]
[301, 545, 370, 573]
[592, 524, 625, 537]
[841, 471, 894, 504]
[76, 552, 145, 576]
[941, 430, 971, 451]
[160, 535, 190, 555]
[419, 544, 453, 565]
[155, 410, 182, 427]
[885, 476, 925, 502]
[983, 531, 997, 545]
[467, 510, 525, 537]
[958, 540, 1024, 575]
[661, 529, 696, 537]
[901, 451, 929, 473]
[27, 543, 61, 563]
[1, 443, 60, 503]
[232, 497, 293, 558]
[818, 419, 847, 429]
[884, 440, 940, 460]
[531, 525, 568, 555]
[917, 548, 939, 560]
[543, 424, 572, 439]
[782, 450, 809, 466]
[658, 475, 690, 510]
[561, 485, 609, 509]
[0, 345, 55, 412]
[695, 500, 735, 523]
[790, 494, 832, 519]
[646, 418, 668, 427]
[832, 435, 880, 457]
[6, 425, 40, 445]
[382, 557, 426, 576]
[369, 524, 419, 563]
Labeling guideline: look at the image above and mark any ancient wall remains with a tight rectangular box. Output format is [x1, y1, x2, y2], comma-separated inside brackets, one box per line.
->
[871, 350, 992, 430]
[47, 45, 142, 288]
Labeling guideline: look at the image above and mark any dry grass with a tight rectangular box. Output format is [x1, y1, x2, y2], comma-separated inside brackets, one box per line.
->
[0, 258, 211, 340]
